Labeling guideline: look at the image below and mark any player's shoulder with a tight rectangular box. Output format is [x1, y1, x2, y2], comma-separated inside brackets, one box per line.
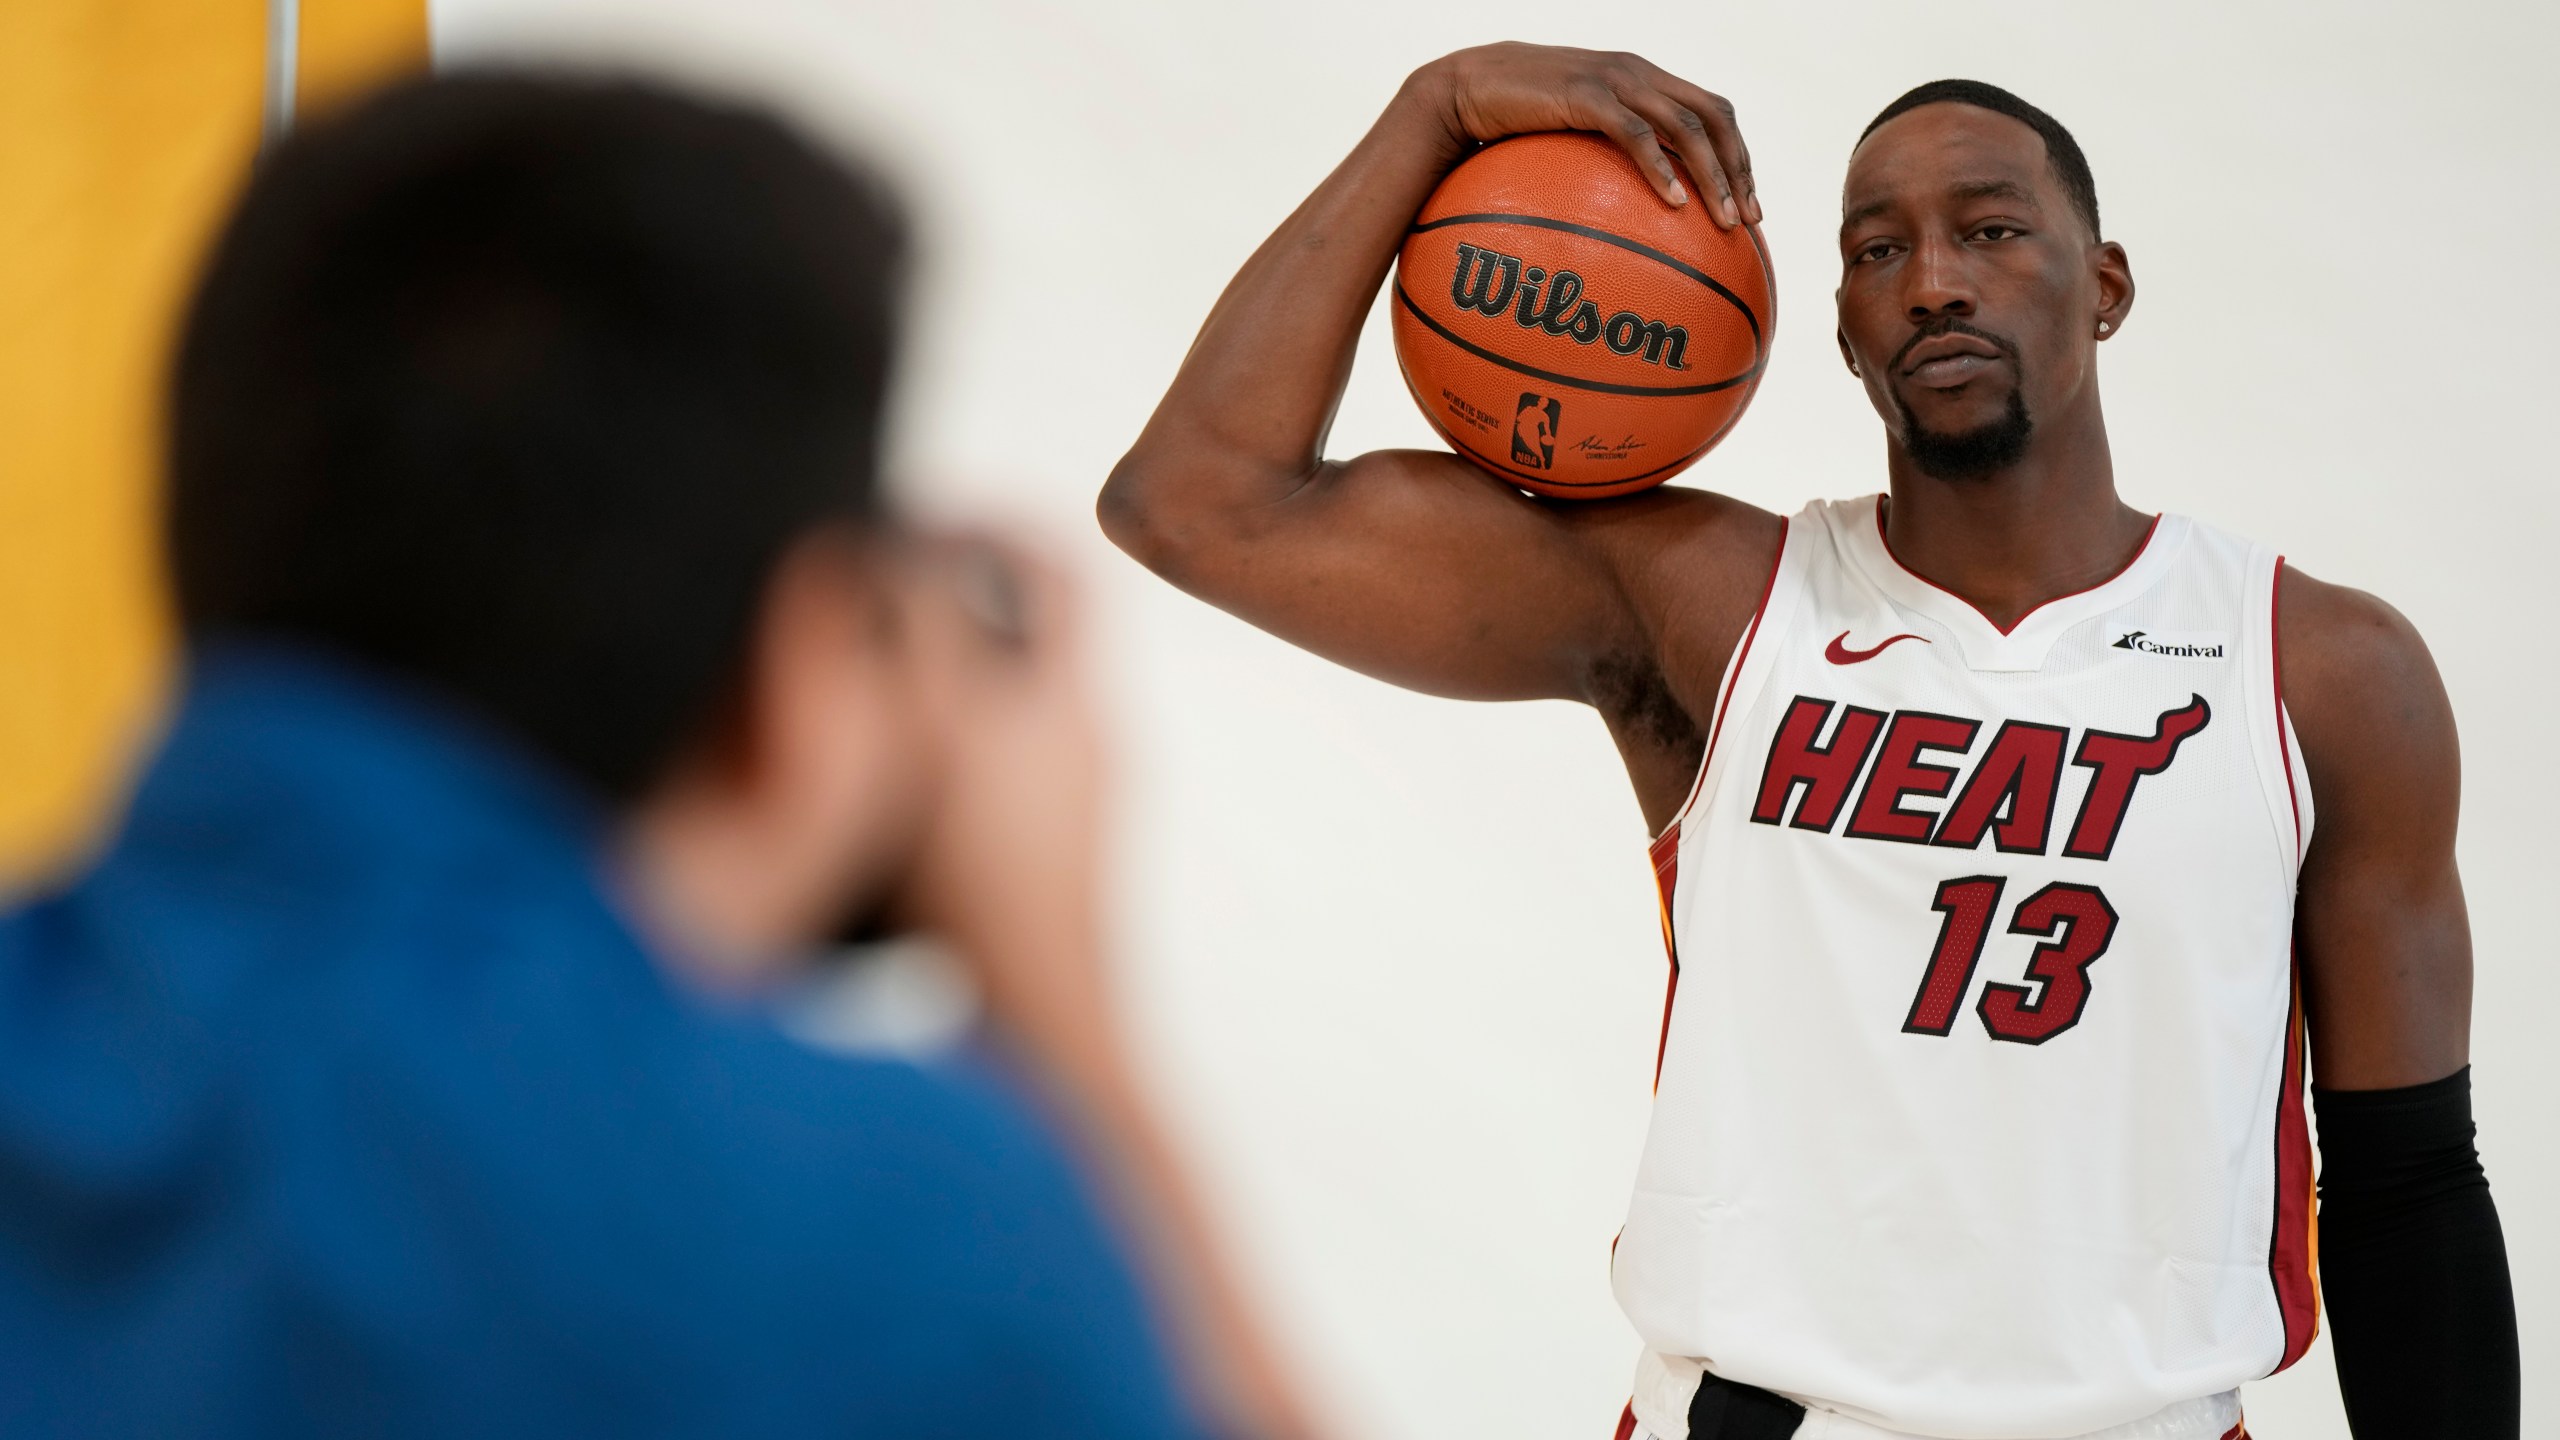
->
[2276, 562, 2455, 775]
[1612, 481, 1786, 540]
[2277, 563, 2440, 700]
[1578, 482, 1786, 598]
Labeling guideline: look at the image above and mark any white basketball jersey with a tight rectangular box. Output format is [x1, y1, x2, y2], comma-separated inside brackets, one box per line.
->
[1615, 496, 2317, 1440]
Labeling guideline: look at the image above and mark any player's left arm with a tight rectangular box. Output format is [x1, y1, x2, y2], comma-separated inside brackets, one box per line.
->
[2279, 565, 2518, 1439]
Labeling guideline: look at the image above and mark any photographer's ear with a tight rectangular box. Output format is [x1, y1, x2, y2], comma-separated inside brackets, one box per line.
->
[627, 524, 941, 977]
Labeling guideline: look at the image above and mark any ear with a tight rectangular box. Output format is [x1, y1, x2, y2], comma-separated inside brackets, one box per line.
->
[642, 529, 895, 820]
[2093, 240, 2135, 341]
[642, 527, 924, 950]
[755, 531, 911, 798]
[1835, 327, 1861, 377]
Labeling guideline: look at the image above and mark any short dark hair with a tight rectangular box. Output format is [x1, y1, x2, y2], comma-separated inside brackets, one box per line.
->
[1858, 79, 2101, 238]
[170, 74, 908, 803]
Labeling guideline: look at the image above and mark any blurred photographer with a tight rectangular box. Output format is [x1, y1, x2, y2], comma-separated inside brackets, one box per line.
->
[0, 75, 1295, 1440]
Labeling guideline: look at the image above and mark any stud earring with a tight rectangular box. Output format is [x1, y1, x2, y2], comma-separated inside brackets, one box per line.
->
[2097, 320, 2112, 334]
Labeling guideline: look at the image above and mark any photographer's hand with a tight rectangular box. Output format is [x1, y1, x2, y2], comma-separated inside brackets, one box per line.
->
[896, 537, 1315, 1440]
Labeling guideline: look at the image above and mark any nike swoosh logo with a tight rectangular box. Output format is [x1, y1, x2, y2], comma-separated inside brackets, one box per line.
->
[1825, 630, 1930, 665]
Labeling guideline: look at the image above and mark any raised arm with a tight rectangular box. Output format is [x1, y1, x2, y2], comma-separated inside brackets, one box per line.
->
[1100, 45, 1779, 735]
[2279, 566, 2518, 1439]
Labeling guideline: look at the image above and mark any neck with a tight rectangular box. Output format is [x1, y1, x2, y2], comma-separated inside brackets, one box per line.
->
[1880, 399, 2147, 630]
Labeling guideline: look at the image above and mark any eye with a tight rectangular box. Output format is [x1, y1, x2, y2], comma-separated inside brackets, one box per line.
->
[1853, 239, 1902, 264]
[1972, 222, 2025, 242]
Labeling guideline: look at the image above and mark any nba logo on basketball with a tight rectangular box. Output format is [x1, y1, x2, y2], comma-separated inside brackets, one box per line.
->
[1512, 392, 1560, 469]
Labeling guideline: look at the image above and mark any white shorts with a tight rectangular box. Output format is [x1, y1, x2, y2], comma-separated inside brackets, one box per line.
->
[1631, 1384, 2243, 1440]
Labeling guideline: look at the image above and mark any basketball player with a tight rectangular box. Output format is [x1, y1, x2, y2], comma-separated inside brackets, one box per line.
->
[1101, 42, 2517, 1440]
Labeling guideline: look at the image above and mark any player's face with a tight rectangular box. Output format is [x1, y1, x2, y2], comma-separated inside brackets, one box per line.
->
[1834, 104, 2126, 478]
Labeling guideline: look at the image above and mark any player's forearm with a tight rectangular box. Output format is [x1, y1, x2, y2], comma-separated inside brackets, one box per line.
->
[2315, 1070, 2520, 1438]
[1101, 70, 1462, 547]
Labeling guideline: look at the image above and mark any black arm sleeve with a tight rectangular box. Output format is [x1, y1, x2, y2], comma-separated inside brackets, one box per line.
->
[2313, 1066, 2519, 1439]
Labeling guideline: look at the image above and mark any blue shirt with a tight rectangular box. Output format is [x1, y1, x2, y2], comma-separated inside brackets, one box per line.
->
[0, 643, 1203, 1439]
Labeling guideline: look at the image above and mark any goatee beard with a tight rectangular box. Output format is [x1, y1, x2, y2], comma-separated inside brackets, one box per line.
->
[1898, 385, 2033, 482]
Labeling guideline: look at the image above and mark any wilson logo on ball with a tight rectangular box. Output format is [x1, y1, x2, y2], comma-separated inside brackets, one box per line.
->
[1449, 242, 1691, 370]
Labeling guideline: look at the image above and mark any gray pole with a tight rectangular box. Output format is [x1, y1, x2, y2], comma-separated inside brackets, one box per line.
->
[263, 0, 299, 145]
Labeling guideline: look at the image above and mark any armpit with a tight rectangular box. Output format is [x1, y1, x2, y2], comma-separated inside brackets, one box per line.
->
[1587, 650, 1704, 757]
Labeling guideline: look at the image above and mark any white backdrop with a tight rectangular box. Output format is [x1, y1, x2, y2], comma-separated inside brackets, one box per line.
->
[435, 5, 2553, 1436]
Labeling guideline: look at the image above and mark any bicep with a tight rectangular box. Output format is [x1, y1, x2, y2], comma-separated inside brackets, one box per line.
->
[1108, 443, 1645, 702]
[2285, 570, 2472, 1090]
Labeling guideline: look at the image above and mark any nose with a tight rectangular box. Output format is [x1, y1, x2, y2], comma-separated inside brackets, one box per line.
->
[1902, 233, 1976, 322]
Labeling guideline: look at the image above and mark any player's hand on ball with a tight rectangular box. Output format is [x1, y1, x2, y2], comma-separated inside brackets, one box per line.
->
[1408, 42, 1758, 226]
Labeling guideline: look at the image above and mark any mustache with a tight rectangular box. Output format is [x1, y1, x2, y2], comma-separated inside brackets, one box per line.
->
[1890, 316, 2022, 376]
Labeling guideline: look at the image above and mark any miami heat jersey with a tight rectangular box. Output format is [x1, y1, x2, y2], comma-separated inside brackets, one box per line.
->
[1615, 496, 2315, 1440]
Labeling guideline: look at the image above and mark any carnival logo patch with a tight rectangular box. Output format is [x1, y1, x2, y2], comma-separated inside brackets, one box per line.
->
[2109, 629, 2228, 660]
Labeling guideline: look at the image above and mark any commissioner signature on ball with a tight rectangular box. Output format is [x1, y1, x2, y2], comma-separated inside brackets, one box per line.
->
[1570, 434, 1648, 460]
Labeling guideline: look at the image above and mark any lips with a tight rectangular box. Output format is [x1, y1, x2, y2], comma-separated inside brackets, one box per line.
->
[1900, 333, 2006, 387]
[1909, 353, 1999, 386]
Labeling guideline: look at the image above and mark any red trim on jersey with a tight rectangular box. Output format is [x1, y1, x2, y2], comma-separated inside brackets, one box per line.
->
[2268, 965, 2319, 1371]
[1649, 825, 1681, 1089]
[2266, 558, 2321, 1372]
[1873, 501, 2162, 636]
[2283, 558, 2304, 850]
[1648, 520, 1788, 1091]
[2220, 1424, 2249, 1440]
[2272, 558, 2304, 862]
[1612, 1402, 1639, 1440]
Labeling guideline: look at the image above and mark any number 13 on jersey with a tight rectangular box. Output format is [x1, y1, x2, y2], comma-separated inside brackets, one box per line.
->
[1903, 877, 2119, 1044]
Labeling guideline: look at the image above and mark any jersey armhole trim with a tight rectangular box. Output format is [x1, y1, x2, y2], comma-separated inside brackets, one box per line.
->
[2264, 552, 2321, 1374]
[2271, 557, 2306, 866]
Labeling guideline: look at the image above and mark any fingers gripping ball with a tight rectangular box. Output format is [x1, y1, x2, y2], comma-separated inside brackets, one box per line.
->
[1391, 132, 1774, 500]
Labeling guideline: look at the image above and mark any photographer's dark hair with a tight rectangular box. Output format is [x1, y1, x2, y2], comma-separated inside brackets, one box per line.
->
[1861, 79, 2101, 239]
[170, 74, 907, 803]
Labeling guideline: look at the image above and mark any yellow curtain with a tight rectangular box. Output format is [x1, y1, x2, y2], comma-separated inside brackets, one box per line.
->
[0, 0, 427, 889]
[299, 0, 434, 119]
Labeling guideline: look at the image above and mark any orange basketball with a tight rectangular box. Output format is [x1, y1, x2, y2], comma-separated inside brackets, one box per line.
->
[1391, 132, 1774, 500]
